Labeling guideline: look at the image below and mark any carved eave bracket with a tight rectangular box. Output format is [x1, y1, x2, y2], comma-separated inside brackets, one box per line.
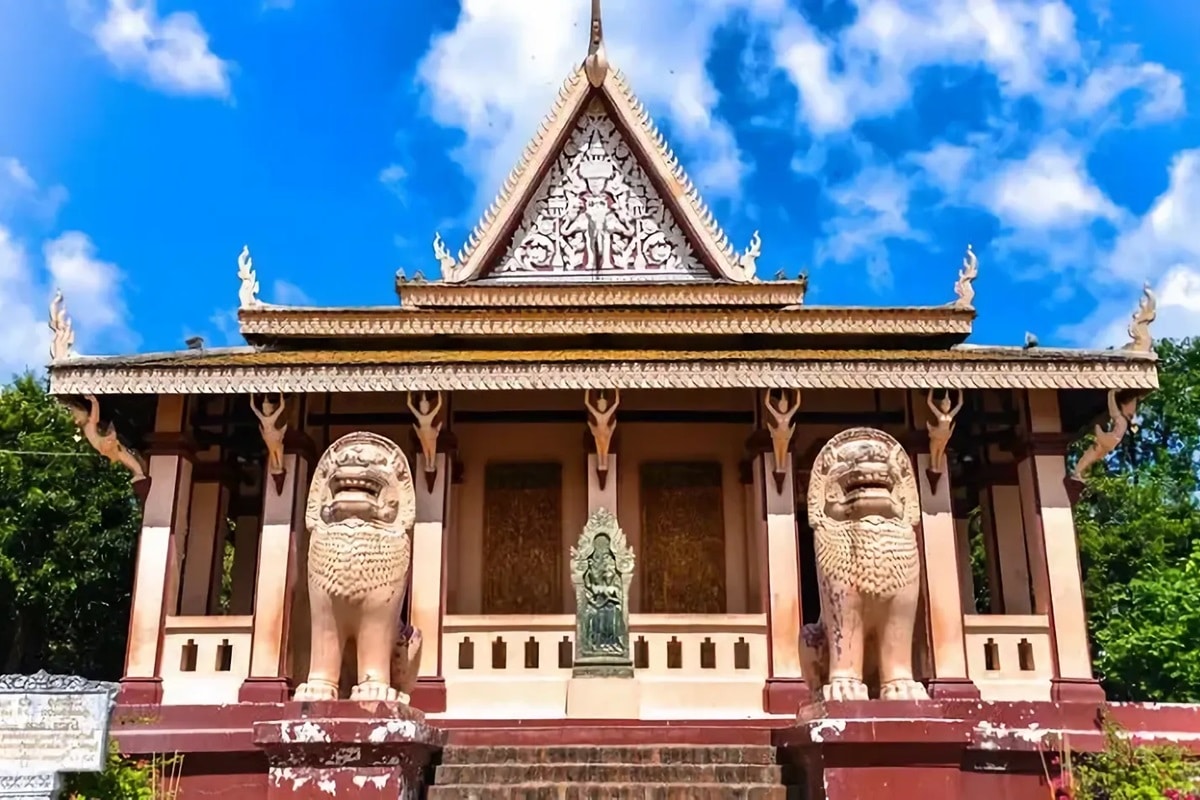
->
[407, 390, 446, 492]
[1122, 282, 1157, 353]
[48, 288, 77, 362]
[950, 244, 978, 311]
[251, 393, 289, 494]
[238, 245, 261, 309]
[764, 388, 801, 494]
[67, 394, 151, 502]
[924, 388, 964, 494]
[585, 388, 620, 490]
[1064, 389, 1137, 504]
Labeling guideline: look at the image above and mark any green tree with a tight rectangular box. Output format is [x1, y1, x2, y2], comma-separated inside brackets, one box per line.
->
[1075, 337, 1200, 702]
[0, 373, 141, 678]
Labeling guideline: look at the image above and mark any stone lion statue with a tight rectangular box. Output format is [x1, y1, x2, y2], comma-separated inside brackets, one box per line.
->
[293, 431, 423, 703]
[800, 427, 928, 702]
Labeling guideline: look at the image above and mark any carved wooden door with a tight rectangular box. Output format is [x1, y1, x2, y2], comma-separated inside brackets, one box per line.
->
[639, 461, 727, 614]
[481, 462, 563, 614]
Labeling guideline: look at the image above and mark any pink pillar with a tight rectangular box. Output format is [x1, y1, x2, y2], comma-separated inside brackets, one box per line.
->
[120, 395, 194, 705]
[240, 445, 312, 702]
[915, 454, 978, 698]
[1019, 390, 1104, 703]
[410, 452, 449, 713]
[758, 451, 807, 713]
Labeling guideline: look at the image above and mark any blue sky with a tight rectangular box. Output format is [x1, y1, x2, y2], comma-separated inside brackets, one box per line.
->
[1, 0, 1198, 375]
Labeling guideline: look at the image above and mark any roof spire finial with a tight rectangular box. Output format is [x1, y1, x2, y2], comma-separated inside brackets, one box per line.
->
[583, 0, 609, 88]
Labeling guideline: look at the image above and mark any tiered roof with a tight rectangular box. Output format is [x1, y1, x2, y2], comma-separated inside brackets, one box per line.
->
[46, 0, 1158, 404]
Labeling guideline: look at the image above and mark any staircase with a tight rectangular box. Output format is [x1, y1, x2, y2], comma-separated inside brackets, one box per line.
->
[427, 744, 789, 799]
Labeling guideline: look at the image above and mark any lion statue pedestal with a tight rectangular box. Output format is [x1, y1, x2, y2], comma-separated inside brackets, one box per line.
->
[800, 427, 929, 703]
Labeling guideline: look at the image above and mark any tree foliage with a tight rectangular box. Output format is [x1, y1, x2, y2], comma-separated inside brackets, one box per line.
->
[0, 373, 140, 679]
[1075, 337, 1200, 702]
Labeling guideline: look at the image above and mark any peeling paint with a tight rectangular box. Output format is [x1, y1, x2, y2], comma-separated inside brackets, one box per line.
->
[810, 719, 848, 743]
[283, 720, 332, 743]
[352, 773, 393, 790]
[368, 718, 420, 743]
[317, 778, 338, 794]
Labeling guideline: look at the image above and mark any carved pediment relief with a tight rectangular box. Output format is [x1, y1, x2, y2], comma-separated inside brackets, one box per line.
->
[487, 101, 706, 283]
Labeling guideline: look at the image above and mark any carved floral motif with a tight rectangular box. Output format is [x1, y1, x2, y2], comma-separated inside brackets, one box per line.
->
[492, 103, 707, 281]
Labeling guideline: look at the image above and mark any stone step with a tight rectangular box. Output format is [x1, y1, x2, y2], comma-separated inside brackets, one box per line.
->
[427, 783, 788, 800]
[435, 762, 783, 784]
[439, 745, 778, 766]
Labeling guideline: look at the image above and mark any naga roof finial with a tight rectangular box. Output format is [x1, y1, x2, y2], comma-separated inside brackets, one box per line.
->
[583, 0, 609, 88]
[1122, 282, 1157, 353]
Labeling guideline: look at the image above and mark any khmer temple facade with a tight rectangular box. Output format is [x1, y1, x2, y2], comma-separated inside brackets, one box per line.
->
[43, 5, 1199, 798]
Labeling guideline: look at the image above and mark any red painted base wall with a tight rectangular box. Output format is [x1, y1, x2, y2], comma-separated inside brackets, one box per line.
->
[108, 700, 1200, 799]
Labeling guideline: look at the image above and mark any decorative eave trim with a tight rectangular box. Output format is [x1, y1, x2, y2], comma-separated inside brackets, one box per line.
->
[49, 357, 1159, 395]
[238, 306, 973, 338]
[442, 66, 750, 284]
[394, 281, 809, 308]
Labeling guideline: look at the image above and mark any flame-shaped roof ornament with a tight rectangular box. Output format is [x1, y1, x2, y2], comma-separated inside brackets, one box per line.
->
[583, 0, 608, 87]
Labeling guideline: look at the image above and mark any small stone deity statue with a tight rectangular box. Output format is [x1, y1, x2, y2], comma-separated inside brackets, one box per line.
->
[251, 394, 288, 491]
[584, 535, 624, 654]
[570, 508, 635, 676]
[407, 390, 443, 473]
[925, 388, 964, 478]
[70, 394, 146, 482]
[585, 388, 620, 478]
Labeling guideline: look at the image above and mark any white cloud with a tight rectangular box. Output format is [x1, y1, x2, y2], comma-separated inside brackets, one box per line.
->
[1055, 151, 1200, 346]
[986, 144, 1121, 230]
[0, 156, 132, 375]
[1068, 58, 1184, 125]
[271, 279, 312, 306]
[772, 0, 1083, 135]
[0, 158, 68, 223]
[84, 0, 232, 98]
[416, 0, 776, 210]
[819, 165, 923, 289]
[379, 164, 407, 199]
[0, 227, 48, 378]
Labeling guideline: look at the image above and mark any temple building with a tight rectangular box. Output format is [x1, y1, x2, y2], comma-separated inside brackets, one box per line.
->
[43, 4, 1195, 799]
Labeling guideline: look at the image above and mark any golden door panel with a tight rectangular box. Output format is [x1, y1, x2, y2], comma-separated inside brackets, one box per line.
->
[640, 461, 727, 614]
[481, 462, 563, 614]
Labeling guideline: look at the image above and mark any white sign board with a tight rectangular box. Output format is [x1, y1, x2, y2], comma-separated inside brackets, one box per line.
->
[0, 671, 118, 788]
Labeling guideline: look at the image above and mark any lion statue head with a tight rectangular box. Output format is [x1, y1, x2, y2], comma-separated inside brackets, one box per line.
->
[305, 431, 415, 533]
[808, 427, 918, 530]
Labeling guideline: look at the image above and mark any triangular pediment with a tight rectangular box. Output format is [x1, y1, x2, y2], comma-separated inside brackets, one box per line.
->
[434, 67, 758, 285]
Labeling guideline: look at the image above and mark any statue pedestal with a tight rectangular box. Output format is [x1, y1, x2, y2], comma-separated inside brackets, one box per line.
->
[565, 673, 641, 719]
[253, 702, 445, 800]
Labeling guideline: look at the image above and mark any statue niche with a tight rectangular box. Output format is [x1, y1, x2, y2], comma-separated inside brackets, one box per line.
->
[293, 431, 422, 704]
[570, 507, 635, 677]
[799, 427, 928, 703]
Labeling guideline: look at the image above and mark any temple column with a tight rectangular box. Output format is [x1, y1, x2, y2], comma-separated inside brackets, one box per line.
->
[758, 451, 805, 712]
[121, 395, 195, 704]
[915, 456, 978, 698]
[240, 438, 313, 702]
[410, 452, 449, 712]
[1017, 390, 1103, 702]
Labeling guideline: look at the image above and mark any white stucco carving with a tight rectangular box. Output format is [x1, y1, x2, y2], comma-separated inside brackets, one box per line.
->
[489, 101, 706, 282]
